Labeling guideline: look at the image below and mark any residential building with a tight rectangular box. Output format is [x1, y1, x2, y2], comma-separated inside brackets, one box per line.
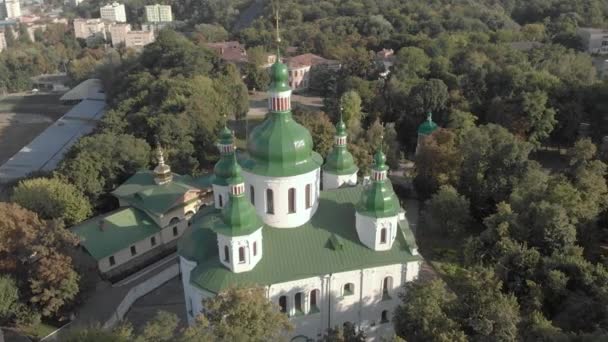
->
[100, 2, 126, 23]
[206, 41, 248, 64]
[73, 18, 106, 40]
[178, 57, 421, 340]
[18, 14, 39, 23]
[285, 53, 340, 91]
[125, 29, 154, 48]
[73, 148, 213, 279]
[108, 22, 130, 46]
[577, 27, 608, 55]
[0, 30, 6, 51]
[144, 4, 172, 23]
[24, 23, 46, 42]
[1, 0, 21, 20]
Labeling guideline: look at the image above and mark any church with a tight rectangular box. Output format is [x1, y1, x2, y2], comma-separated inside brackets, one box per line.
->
[177, 54, 422, 340]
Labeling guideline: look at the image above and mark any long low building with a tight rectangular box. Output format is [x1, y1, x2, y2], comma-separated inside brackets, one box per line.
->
[0, 80, 107, 182]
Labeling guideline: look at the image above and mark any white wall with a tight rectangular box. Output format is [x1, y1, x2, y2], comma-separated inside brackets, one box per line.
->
[242, 168, 321, 228]
[183, 260, 422, 341]
[322, 171, 357, 190]
[216, 228, 263, 273]
[355, 213, 398, 251]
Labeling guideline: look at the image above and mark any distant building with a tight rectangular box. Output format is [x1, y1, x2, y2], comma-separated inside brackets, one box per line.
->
[125, 29, 154, 49]
[577, 28, 608, 55]
[65, 0, 83, 6]
[108, 22, 130, 46]
[0, 30, 6, 51]
[24, 23, 46, 42]
[144, 4, 172, 23]
[1, 0, 21, 20]
[18, 14, 39, 23]
[206, 41, 248, 64]
[376, 48, 395, 77]
[284, 53, 340, 91]
[100, 2, 126, 23]
[73, 18, 107, 40]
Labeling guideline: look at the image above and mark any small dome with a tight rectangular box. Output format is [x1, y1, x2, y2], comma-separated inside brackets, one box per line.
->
[270, 61, 290, 92]
[357, 181, 400, 218]
[418, 112, 439, 135]
[218, 125, 233, 145]
[373, 150, 388, 171]
[213, 152, 241, 186]
[215, 175, 262, 237]
[336, 119, 346, 136]
[324, 147, 358, 175]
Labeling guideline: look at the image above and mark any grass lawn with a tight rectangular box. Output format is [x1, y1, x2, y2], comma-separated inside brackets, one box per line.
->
[18, 320, 64, 340]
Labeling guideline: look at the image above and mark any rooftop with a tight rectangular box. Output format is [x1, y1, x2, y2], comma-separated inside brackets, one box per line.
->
[73, 207, 160, 260]
[60, 78, 105, 102]
[285, 53, 340, 69]
[205, 41, 248, 64]
[179, 186, 420, 293]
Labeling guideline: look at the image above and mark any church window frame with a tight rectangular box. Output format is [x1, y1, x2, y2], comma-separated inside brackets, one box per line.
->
[288, 188, 296, 214]
[218, 194, 223, 207]
[305, 184, 312, 209]
[343, 283, 354, 296]
[130, 245, 137, 256]
[381, 310, 389, 323]
[109, 255, 116, 266]
[224, 245, 230, 262]
[294, 292, 304, 315]
[309, 289, 320, 314]
[382, 276, 393, 300]
[238, 246, 245, 263]
[279, 295, 287, 314]
[266, 189, 274, 214]
[250, 185, 255, 205]
[380, 227, 387, 244]
[253, 241, 257, 256]
[150, 236, 157, 247]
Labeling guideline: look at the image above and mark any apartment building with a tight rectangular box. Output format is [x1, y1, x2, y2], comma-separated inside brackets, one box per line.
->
[144, 4, 172, 23]
[73, 18, 107, 40]
[100, 2, 126, 23]
[577, 27, 608, 55]
[1, 0, 21, 20]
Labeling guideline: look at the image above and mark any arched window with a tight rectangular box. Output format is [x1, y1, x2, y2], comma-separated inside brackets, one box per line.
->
[380, 228, 387, 244]
[279, 295, 287, 313]
[310, 289, 319, 313]
[238, 247, 245, 263]
[169, 217, 180, 225]
[266, 189, 274, 214]
[305, 184, 312, 209]
[250, 185, 255, 205]
[253, 241, 257, 256]
[381, 310, 389, 323]
[223, 246, 229, 262]
[218, 194, 223, 207]
[382, 276, 392, 299]
[294, 292, 303, 314]
[343, 283, 354, 296]
[288, 188, 296, 213]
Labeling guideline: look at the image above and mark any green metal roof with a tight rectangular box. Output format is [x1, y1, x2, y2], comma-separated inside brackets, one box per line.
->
[213, 152, 241, 186]
[270, 61, 290, 93]
[112, 171, 212, 215]
[243, 111, 322, 177]
[178, 186, 421, 293]
[357, 152, 399, 218]
[418, 112, 439, 135]
[72, 207, 160, 260]
[323, 146, 358, 175]
[218, 125, 233, 145]
[213, 173, 263, 237]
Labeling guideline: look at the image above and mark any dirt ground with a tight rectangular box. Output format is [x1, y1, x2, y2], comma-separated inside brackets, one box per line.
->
[0, 93, 71, 165]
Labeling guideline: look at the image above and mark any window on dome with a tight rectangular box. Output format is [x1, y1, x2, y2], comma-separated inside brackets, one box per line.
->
[288, 188, 296, 213]
[219, 194, 223, 207]
[310, 289, 320, 314]
[224, 246, 229, 262]
[150, 236, 157, 247]
[253, 241, 257, 256]
[250, 185, 255, 205]
[382, 276, 392, 300]
[279, 296, 287, 314]
[294, 293, 303, 315]
[238, 247, 245, 263]
[381, 310, 389, 323]
[380, 228, 387, 244]
[173, 226, 178, 236]
[305, 184, 312, 209]
[130, 245, 137, 256]
[109, 255, 115, 266]
[343, 283, 354, 296]
[266, 189, 274, 214]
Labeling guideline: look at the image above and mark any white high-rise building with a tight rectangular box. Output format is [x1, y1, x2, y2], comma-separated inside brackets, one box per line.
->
[144, 4, 172, 23]
[1, 0, 21, 19]
[100, 2, 126, 23]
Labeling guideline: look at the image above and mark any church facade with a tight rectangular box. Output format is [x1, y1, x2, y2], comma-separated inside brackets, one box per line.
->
[178, 56, 421, 341]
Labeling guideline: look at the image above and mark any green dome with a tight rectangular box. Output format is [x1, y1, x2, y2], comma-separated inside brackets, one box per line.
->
[244, 111, 322, 177]
[323, 146, 358, 176]
[270, 61, 290, 93]
[213, 152, 241, 186]
[357, 149, 399, 218]
[214, 178, 262, 237]
[418, 112, 439, 135]
[219, 125, 233, 145]
[336, 119, 346, 137]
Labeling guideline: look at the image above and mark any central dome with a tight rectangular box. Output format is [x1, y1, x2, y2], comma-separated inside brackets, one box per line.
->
[245, 112, 321, 177]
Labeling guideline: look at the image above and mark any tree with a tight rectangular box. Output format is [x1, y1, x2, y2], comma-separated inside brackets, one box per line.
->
[424, 185, 472, 236]
[136, 311, 179, 342]
[12, 177, 92, 226]
[0, 275, 19, 323]
[458, 124, 532, 217]
[414, 129, 462, 199]
[293, 108, 335, 158]
[340, 90, 363, 132]
[322, 322, 367, 342]
[394, 279, 467, 342]
[58, 133, 151, 203]
[0, 203, 79, 317]
[392, 47, 430, 80]
[200, 286, 293, 341]
[366, 120, 401, 169]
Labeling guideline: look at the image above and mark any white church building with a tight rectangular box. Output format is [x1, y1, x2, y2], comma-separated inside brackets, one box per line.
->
[177, 52, 422, 341]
